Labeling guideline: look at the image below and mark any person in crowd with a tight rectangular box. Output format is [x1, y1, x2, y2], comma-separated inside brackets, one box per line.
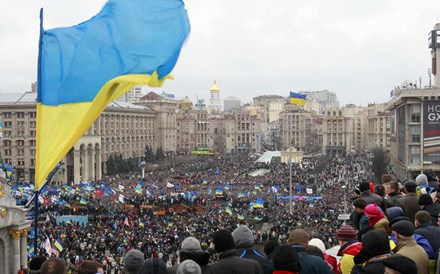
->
[124, 249, 146, 274]
[309, 238, 338, 274]
[287, 229, 332, 274]
[167, 237, 210, 274]
[374, 184, 394, 209]
[263, 240, 280, 260]
[364, 203, 390, 234]
[415, 210, 440, 256]
[78, 260, 104, 274]
[418, 194, 440, 226]
[358, 181, 384, 209]
[271, 245, 301, 274]
[29, 255, 47, 274]
[336, 225, 360, 274]
[176, 259, 202, 274]
[207, 229, 263, 274]
[396, 180, 420, 223]
[382, 255, 418, 274]
[351, 230, 392, 273]
[391, 220, 429, 274]
[40, 257, 67, 274]
[140, 258, 168, 274]
[232, 224, 268, 272]
[351, 198, 368, 231]
[385, 181, 403, 206]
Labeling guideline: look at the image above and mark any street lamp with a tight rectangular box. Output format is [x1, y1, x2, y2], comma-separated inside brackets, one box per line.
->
[140, 161, 146, 178]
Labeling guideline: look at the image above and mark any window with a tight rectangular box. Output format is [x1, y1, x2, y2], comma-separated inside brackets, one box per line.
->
[3, 140, 11, 146]
[30, 121, 36, 128]
[410, 104, 421, 123]
[4, 121, 12, 128]
[410, 146, 421, 165]
[3, 112, 11, 118]
[410, 127, 420, 143]
[30, 112, 37, 118]
[29, 140, 36, 146]
[17, 112, 25, 118]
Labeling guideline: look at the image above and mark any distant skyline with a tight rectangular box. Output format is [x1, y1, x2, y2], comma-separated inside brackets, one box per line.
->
[1, 0, 440, 106]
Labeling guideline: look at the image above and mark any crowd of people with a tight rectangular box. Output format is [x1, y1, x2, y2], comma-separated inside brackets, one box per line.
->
[14, 153, 440, 274]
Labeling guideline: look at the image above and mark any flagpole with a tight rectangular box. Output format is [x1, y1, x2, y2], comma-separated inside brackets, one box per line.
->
[289, 145, 292, 214]
[29, 162, 64, 255]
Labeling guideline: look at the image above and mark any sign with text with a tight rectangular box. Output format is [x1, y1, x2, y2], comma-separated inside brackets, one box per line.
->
[423, 101, 440, 164]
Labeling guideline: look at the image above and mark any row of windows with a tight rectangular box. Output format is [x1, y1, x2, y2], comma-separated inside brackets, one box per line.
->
[1, 112, 37, 119]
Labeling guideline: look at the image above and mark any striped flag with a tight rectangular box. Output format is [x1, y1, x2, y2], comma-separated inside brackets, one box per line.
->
[54, 237, 63, 252]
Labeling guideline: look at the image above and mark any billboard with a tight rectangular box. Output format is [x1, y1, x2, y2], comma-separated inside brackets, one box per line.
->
[423, 101, 440, 164]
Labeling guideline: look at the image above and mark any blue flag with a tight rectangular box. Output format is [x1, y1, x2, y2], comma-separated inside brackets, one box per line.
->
[35, 0, 190, 190]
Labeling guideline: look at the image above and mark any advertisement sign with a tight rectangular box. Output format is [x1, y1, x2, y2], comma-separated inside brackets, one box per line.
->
[423, 101, 440, 164]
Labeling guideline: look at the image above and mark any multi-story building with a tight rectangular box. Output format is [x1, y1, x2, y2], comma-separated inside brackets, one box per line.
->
[116, 86, 144, 103]
[252, 95, 285, 123]
[223, 97, 241, 112]
[366, 103, 390, 152]
[301, 90, 339, 114]
[279, 105, 312, 152]
[0, 92, 157, 183]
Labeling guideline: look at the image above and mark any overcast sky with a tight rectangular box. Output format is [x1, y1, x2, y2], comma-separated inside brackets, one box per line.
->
[1, 0, 440, 106]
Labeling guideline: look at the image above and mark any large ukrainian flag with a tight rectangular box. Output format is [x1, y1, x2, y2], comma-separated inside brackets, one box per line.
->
[36, 0, 190, 190]
[289, 92, 306, 106]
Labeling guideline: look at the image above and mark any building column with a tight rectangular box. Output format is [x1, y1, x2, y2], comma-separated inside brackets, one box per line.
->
[84, 148, 89, 181]
[8, 230, 21, 272]
[73, 150, 80, 184]
[20, 228, 30, 267]
[88, 148, 95, 181]
[96, 148, 102, 180]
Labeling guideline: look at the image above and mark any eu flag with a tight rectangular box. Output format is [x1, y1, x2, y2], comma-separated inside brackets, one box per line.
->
[36, 0, 190, 190]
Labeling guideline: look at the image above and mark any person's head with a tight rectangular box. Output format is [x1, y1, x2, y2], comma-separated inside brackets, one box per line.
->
[415, 174, 428, 185]
[308, 238, 325, 254]
[176, 259, 201, 274]
[272, 245, 301, 274]
[213, 229, 235, 253]
[29, 255, 47, 274]
[360, 230, 390, 256]
[352, 198, 366, 213]
[78, 260, 104, 274]
[139, 258, 167, 274]
[391, 220, 415, 243]
[414, 210, 431, 227]
[287, 229, 309, 248]
[336, 225, 357, 245]
[180, 237, 202, 253]
[382, 255, 417, 274]
[264, 240, 280, 258]
[231, 225, 253, 247]
[124, 249, 145, 274]
[386, 206, 404, 222]
[364, 203, 384, 221]
[404, 181, 417, 193]
[40, 258, 67, 274]
[374, 184, 386, 197]
[387, 181, 400, 194]
[418, 194, 433, 209]
[359, 182, 371, 193]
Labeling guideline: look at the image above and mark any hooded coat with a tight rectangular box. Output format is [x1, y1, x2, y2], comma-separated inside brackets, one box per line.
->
[232, 225, 268, 272]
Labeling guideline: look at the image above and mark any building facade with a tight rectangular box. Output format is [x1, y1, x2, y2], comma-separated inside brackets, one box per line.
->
[207, 80, 223, 114]
[279, 105, 312, 152]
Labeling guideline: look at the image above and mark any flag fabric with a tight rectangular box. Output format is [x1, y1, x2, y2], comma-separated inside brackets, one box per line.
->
[306, 188, 313, 194]
[166, 182, 174, 188]
[118, 194, 124, 203]
[79, 197, 88, 205]
[118, 184, 125, 191]
[289, 92, 306, 106]
[167, 222, 173, 227]
[35, 0, 190, 190]
[123, 217, 130, 227]
[238, 193, 245, 198]
[54, 237, 64, 252]
[51, 247, 59, 257]
[225, 206, 233, 216]
[44, 238, 52, 256]
[28, 244, 35, 258]
[237, 214, 245, 220]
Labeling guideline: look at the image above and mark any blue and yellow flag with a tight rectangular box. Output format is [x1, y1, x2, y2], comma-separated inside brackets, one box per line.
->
[225, 206, 233, 216]
[80, 197, 88, 205]
[28, 244, 35, 258]
[54, 237, 64, 252]
[289, 92, 306, 106]
[35, 0, 190, 190]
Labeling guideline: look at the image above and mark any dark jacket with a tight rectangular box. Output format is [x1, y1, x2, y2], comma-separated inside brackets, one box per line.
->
[360, 191, 385, 210]
[292, 246, 333, 274]
[167, 250, 211, 274]
[424, 202, 440, 226]
[386, 192, 402, 206]
[350, 254, 391, 274]
[415, 223, 440, 256]
[395, 193, 420, 222]
[206, 249, 263, 274]
[235, 247, 268, 273]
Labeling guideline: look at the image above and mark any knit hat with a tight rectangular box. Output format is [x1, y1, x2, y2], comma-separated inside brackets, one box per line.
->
[272, 245, 301, 273]
[404, 180, 417, 192]
[213, 229, 235, 253]
[359, 182, 371, 193]
[140, 258, 167, 274]
[364, 204, 384, 218]
[181, 237, 202, 252]
[418, 194, 433, 206]
[415, 174, 428, 185]
[308, 238, 325, 252]
[124, 249, 145, 274]
[176, 259, 202, 274]
[382, 255, 417, 274]
[391, 220, 414, 237]
[336, 225, 357, 241]
[232, 225, 254, 247]
[386, 206, 404, 222]
[29, 255, 47, 273]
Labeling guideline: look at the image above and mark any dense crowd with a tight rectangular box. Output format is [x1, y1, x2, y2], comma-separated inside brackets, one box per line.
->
[14, 153, 440, 274]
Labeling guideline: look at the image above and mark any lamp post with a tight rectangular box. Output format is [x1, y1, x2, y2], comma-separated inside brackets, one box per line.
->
[140, 161, 146, 178]
[289, 145, 293, 214]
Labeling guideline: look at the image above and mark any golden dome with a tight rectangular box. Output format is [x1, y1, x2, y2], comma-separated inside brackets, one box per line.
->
[210, 80, 220, 93]
[181, 96, 193, 110]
